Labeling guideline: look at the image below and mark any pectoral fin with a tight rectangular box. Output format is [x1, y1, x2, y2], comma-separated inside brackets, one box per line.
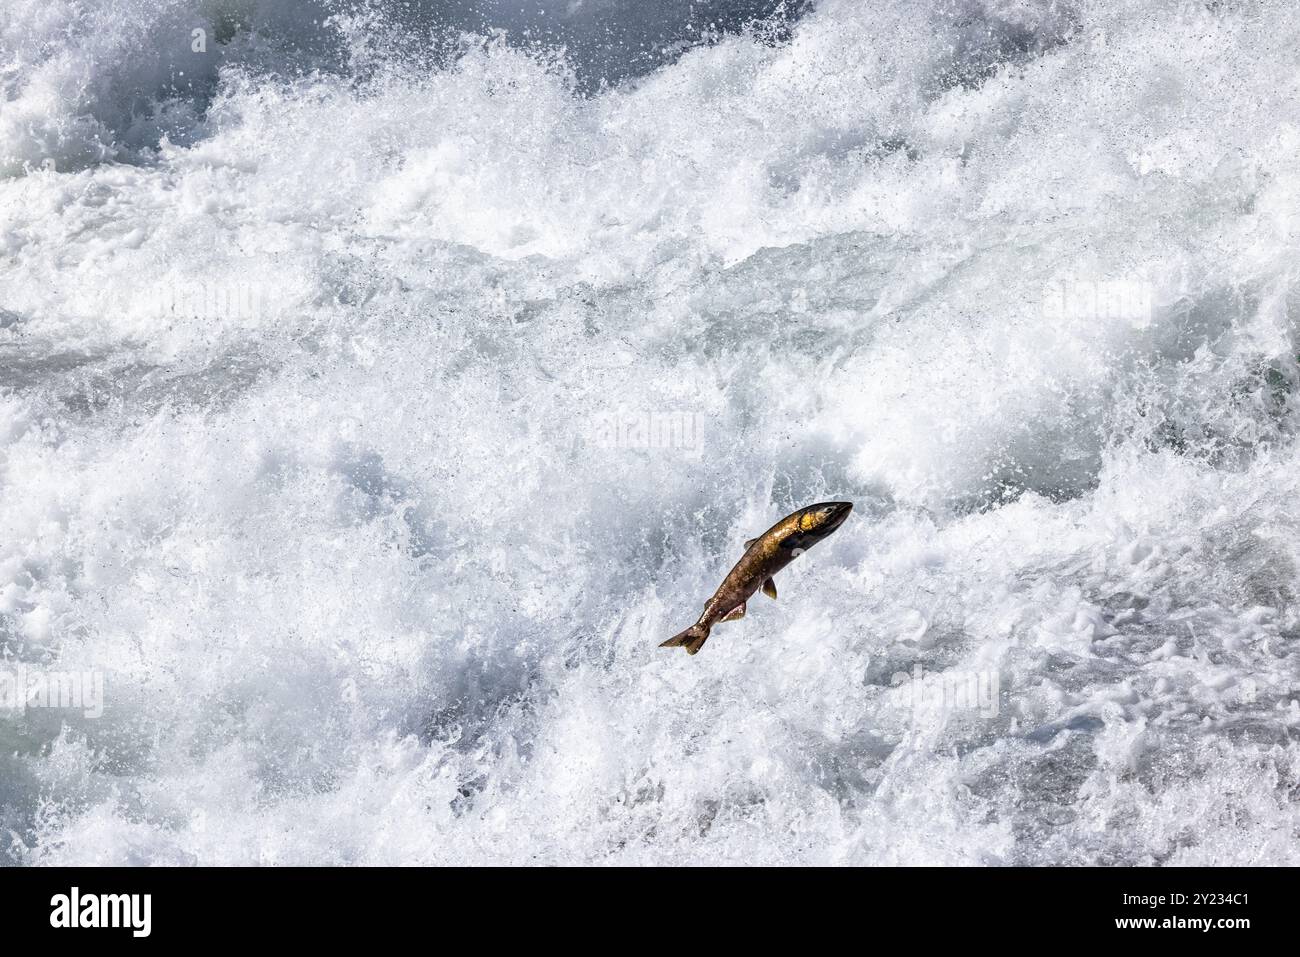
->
[762, 578, 777, 600]
[721, 603, 746, 622]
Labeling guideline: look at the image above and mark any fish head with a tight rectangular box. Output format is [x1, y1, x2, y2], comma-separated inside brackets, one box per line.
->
[786, 501, 853, 550]
[798, 501, 853, 532]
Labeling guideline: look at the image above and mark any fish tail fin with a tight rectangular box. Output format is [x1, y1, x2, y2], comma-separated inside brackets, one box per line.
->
[659, 623, 711, 655]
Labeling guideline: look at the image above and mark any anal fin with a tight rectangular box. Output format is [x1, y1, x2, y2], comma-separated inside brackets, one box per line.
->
[721, 602, 746, 622]
[762, 578, 777, 600]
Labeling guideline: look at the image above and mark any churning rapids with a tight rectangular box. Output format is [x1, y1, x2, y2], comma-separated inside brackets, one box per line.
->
[2, 0, 1300, 865]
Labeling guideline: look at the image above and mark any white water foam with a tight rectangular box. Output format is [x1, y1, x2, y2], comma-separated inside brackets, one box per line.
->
[2, 0, 1299, 864]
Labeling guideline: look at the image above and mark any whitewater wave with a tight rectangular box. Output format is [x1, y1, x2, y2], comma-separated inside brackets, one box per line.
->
[2, 0, 1299, 865]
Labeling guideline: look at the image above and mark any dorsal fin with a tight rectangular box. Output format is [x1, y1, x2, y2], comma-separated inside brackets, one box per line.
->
[743, 537, 760, 550]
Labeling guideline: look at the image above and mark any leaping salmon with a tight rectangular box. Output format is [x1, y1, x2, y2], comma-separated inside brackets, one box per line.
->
[660, 501, 853, 655]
